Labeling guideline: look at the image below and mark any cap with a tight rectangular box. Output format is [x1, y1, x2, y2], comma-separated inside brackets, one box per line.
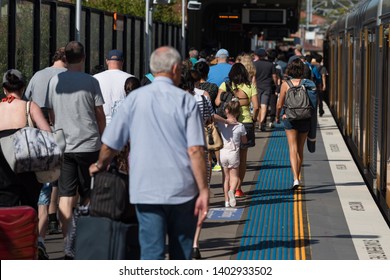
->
[3, 69, 25, 85]
[295, 44, 303, 51]
[215, 49, 229, 58]
[255, 48, 267, 57]
[107, 49, 124, 61]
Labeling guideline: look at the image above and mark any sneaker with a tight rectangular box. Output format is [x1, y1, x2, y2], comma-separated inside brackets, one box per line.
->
[225, 201, 230, 208]
[47, 220, 61, 235]
[212, 164, 222, 172]
[228, 190, 236, 207]
[260, 123, 266, 131]
[291, 179, 300, 191]
[37, 242, 49, 260]
[269, 122, 274, 128]
[235, 189, 245, 198]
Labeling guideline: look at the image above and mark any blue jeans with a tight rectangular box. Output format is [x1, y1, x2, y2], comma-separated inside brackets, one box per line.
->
[37, 182, 52, 205]
[135, 197, 197, 260]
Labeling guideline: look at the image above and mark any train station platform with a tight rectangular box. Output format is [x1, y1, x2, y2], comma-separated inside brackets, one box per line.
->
[44, 104, 390, 260]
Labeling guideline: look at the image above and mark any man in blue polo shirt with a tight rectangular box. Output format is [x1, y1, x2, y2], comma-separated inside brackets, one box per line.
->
[207, 48, 232, 86]
[89, 46, 209, 260]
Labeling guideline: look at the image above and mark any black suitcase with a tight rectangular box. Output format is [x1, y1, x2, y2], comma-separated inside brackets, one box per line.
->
[75, 216, 140, 260]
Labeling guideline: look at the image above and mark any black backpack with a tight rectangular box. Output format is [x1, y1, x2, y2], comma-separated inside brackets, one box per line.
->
[216, 81, 235, 118]
[284, 79, 312, 121]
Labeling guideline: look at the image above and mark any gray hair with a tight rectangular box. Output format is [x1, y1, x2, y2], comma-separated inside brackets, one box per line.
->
[150, 46, 181, 74]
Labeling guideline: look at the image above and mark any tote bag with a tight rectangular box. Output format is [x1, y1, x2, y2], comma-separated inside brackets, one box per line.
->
[0, 127, 66, 174]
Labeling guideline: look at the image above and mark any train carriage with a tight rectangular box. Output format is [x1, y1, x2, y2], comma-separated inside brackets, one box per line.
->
[325, 0, 390, 221]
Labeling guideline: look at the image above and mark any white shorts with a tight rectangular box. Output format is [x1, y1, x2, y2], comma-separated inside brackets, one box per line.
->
[220, 142, 240, 169]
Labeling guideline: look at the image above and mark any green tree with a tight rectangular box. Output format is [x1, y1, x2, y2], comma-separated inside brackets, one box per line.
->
[65, 0, 181, 24]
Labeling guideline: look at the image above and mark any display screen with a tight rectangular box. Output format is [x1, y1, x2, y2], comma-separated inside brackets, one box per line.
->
[249, 10, 285, 23]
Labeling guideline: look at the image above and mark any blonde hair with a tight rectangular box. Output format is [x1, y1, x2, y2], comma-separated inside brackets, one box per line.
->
[240, 54, 256, 80]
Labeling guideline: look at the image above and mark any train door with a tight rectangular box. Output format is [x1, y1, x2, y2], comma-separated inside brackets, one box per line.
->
[329, 37, 337, 111]
[336, 35, 343, 119]
[383, 23, 390, 210]
[366, 26, 377, 176]
[346, 31, 354, 137]
[341, 33, 350, 134]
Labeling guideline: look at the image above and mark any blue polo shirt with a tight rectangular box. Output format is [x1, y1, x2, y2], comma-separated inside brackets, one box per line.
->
[102, 76, 205, 205]
[207, 63, 232, 86]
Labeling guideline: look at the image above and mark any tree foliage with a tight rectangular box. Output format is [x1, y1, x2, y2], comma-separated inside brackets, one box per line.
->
[65, 0, 181, 24]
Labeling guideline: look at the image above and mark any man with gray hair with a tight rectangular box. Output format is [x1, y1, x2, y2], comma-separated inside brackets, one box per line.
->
[89, 46, 209, 260]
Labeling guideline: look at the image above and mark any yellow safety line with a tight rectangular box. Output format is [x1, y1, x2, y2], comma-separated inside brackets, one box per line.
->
[294, 191, 300, 259]
[298, 188, 306, 260]
[294, 187, 307, 260]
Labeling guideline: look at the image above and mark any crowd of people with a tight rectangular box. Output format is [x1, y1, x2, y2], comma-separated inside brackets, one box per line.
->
[0, 41, 327, 260]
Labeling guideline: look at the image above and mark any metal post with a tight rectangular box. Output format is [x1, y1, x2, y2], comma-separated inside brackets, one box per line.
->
[145, 0, 152, 73]
[76, 0, 81, 41]
[181, 0, 186, 58]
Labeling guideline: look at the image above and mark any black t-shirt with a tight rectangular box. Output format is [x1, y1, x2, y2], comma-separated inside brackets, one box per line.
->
[254, 59, 276, 90]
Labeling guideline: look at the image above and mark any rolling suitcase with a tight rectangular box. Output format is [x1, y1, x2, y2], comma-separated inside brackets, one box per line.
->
[0, 206, 38, 260]
[75, 216, 140, 260]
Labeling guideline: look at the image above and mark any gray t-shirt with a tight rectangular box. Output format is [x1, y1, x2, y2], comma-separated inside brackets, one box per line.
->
[24, 67, 67, 107]
[46, 71, 104, 153]
[102, 76, 205, 205]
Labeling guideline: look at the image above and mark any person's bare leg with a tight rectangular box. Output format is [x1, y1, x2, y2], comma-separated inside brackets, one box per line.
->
[258, 104, 268, 128]
[58, 196, 74, 238]
[38, 204, 48, 240]
[285, 129, 300, 182]
[297, 132, 309, 181]
[223, 166, 230, 205]
[237, 148, 248, 195]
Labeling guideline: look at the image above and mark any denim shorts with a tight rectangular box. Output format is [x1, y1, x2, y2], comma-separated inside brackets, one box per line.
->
[258, 88, 272, 106]
[38, 183, 52, 205]
[282, 118, 311, 133]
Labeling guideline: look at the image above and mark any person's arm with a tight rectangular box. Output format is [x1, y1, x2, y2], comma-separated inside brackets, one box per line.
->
[215, 88, 224, 107]
[89, 143, 118, 175]
[276, 81, 287, 123]
[30, 101, 51, 132]
[213, 113, 237, 125]
[321, 73, 326, 91]
[251, 91, 260, 123]
[187, 145, 209, 226]
[94, 105, 106, 136]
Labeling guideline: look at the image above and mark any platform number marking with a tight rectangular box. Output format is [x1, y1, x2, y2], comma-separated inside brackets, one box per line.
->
[363, 240, 387, 259]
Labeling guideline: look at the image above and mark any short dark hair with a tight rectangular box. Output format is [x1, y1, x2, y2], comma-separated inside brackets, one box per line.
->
[124, 76, 141, 95]
[286, 58, 304, 79]
[65, 41, 85, 64]
[194, 61, 209, 80]
[2, 69, 26, 92]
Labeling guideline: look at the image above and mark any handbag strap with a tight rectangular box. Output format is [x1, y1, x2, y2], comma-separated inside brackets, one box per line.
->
[200, 94, 212, 125]
[25, 101, 34, 127]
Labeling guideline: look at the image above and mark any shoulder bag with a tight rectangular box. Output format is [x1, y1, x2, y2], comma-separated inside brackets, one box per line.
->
[201, 95, 223, 151]
[0, 101, 66, 180]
